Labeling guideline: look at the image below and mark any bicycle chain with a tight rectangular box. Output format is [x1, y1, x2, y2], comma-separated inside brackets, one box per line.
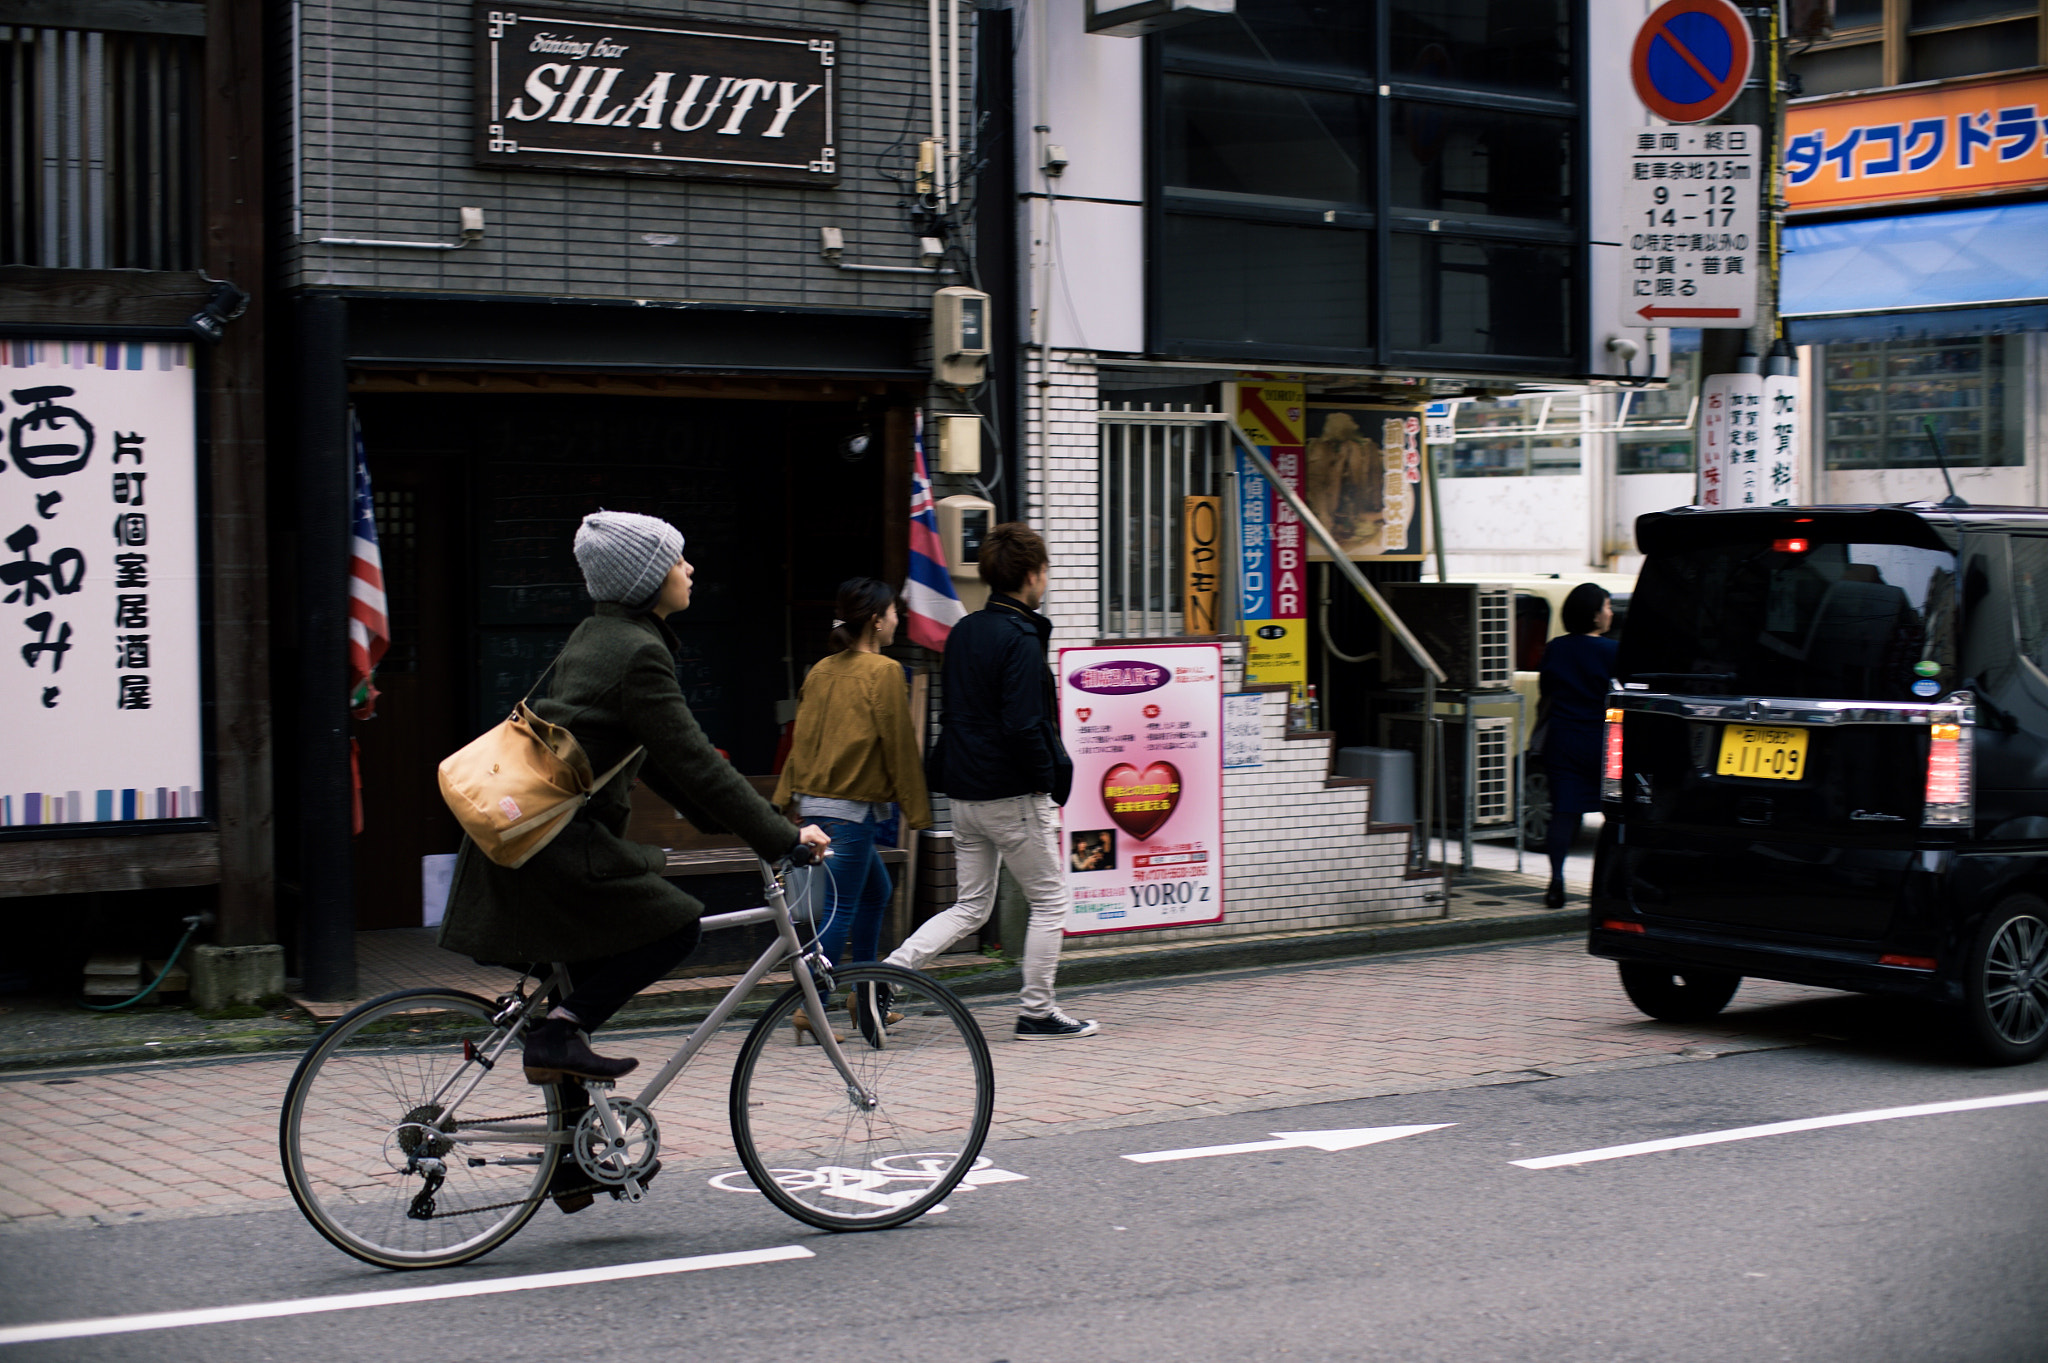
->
[399, 1108, 600, 1220]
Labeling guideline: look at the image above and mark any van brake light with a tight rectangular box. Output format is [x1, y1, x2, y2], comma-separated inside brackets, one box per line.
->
[1923, 719, 1973, 827]
[1602, 707, 1625, 803]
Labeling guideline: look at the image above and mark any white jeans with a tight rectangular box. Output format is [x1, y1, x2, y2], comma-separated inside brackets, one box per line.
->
[886, 793, 1069, 1017]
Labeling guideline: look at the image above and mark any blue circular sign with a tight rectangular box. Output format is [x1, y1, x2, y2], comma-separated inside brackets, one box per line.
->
[1631, 0, 1754, 124]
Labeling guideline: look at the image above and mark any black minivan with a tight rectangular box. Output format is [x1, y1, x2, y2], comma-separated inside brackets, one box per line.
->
[1591, 503, 2048, 1064]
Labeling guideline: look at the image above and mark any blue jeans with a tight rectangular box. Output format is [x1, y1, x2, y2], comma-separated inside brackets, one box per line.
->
[812, 813, 894, 970]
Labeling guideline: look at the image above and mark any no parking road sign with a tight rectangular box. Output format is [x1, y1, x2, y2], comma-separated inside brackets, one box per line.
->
[1632, 0, 1754, 124]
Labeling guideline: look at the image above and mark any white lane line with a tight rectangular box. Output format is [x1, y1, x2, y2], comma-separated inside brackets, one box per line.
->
[1514, 1088, 2048, 1170]
[0, 1245, 814, 1347]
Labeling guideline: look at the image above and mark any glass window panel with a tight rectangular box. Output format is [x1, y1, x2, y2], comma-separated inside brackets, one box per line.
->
[1909, 18, 2038, 80]
[1388, 105, 1572, 222]
[1388, 234, 1573, 358]
[1389, 0, 1572, 96]
[1162, 0, 1373, 80]
[1451, 436, 1529, 476]
[1530, 435, 1581, 474]
[1158, 214, 1371, 353]
[1821, 336, 2021, 469]
[1911, 0, 2036, 28]
[1834, 0, 1884, 25]
[1161, 74, 1369, 206]
[1618, 433, 1697, 473]
[2012, 537, 2048, 673]
[1789, 41, 1884, 96]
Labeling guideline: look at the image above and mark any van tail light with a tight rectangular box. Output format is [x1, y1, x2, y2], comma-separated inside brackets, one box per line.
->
[1601, 708, 1625, 803]
[1923, 719, 1973, 827]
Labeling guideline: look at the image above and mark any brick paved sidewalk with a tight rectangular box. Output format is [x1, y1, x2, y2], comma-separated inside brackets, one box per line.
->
[0, 938, 1834, 1229]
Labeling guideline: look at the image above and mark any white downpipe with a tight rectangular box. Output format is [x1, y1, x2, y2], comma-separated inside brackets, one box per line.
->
[928, 0, 943, 143]
[948, 0, 962, 205]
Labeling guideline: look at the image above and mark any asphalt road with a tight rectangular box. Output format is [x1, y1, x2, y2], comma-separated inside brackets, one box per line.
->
[2, 1016, 2043, 1363]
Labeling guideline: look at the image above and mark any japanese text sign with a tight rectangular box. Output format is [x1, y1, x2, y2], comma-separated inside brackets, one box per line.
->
[1059, 644, 1225, 936]
[1620, 126, 1759, 327]
[1786, 72, 2048, 213]
[1233, 379, 1308, 699]
[0, 341, 203, 829]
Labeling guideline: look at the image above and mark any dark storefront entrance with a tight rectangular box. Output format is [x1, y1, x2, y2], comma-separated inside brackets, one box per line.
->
[346, 383, 915, 929]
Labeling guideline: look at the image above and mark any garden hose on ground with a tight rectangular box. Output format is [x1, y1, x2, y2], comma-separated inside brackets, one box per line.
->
[81, 913, 209, 1012]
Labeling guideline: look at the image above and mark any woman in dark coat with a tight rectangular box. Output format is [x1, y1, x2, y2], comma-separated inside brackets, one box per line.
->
[440, 510, 829, 1087]
[1535, 583, 1617, 908]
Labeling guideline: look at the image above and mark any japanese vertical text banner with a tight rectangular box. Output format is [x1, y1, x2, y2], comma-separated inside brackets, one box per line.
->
[1, 341, 203, 828]
[1233, 378, 1308, 698]
[1059, 644, 1225, 936]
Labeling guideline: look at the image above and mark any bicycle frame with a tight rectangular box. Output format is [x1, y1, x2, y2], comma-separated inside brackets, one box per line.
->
[425, 856, 876, 1158]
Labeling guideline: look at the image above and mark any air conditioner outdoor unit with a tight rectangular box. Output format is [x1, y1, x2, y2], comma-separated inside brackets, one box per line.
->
[1378, 583, 1514, 692]
[1379, 713, 1516, 827]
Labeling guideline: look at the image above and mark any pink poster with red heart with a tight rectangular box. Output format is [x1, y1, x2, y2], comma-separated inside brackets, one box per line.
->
[1058, 643, 1225, 935]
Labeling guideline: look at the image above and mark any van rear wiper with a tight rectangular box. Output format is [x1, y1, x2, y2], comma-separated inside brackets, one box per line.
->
[1627, 672, 1737, 684]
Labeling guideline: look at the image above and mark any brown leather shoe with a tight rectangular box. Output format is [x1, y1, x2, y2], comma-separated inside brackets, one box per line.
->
[523, 1019, 639, 1085]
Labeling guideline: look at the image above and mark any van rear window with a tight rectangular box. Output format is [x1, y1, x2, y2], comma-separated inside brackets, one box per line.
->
[1620, 538, 1957, 702]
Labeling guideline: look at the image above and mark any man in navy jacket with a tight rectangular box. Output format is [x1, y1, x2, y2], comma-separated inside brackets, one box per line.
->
[884, 522, 1098, 1039]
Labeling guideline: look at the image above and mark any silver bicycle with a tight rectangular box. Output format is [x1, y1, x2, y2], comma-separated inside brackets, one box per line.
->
[279, 853, 995, 1270]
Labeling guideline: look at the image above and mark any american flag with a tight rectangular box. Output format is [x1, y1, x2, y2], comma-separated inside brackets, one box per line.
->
[348, 411, 390, 719]
[903, 411, 966, 651]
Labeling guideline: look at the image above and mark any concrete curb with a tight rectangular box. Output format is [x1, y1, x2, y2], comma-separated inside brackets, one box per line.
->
[0, 906, 1584, 1074]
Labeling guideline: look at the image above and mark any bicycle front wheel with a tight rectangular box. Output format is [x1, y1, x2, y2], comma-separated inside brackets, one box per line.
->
[280, 988, 563, 1270]
[729, 964, 994, 1232]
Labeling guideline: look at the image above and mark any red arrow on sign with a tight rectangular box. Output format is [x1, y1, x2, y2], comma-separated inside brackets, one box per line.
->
[1637, 304, 1744, 320]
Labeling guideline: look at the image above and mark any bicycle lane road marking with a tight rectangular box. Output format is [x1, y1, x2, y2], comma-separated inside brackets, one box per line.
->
[0, 1246, 815, 1348]
[1513, 1089, 2048, 1170]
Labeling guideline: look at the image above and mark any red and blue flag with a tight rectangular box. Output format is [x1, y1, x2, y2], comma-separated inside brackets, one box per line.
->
[904, 412, 966, 651]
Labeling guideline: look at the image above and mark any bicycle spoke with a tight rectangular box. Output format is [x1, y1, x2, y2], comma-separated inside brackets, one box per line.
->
[730, 966, 994, 1231]
[282, 991, 560, 1269]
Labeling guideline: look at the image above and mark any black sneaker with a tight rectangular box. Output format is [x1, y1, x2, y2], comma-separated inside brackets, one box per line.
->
[1015, 1008, 1099, 1040]
[850, 981, 892, 1050]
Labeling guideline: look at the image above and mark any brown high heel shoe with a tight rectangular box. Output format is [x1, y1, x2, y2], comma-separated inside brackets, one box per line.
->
[791, 1008, 844, 1045]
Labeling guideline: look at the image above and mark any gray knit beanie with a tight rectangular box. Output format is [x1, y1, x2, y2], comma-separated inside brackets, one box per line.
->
[574, 510, 685, 608]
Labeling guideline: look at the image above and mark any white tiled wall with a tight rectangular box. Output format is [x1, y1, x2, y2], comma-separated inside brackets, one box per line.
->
[1026, 353, 1443, 945]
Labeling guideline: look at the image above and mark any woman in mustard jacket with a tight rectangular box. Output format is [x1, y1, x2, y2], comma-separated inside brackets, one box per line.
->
[773, 578, 933, 1045]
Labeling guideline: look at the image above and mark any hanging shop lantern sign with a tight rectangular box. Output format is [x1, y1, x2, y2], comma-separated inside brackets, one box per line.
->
[475, 5, 838, 185]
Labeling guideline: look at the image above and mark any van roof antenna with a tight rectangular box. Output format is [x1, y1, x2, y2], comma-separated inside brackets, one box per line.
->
[1922, 417, 1970, 509]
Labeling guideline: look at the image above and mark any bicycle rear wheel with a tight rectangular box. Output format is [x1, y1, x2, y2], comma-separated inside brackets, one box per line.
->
[729, 964, 994, 1232]
[280, 988, 563, 1269]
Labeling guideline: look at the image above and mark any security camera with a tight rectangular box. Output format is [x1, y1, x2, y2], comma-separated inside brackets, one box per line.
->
[1606, 336, 1640, 364]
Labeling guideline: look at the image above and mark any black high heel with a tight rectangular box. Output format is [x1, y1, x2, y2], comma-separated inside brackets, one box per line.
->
[1545, 878, 1567, 909]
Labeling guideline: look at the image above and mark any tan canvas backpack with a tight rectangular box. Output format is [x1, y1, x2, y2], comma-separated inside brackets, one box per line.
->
[437, 659, 642, 868]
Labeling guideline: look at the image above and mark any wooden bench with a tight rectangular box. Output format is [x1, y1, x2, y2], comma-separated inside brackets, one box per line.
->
[625, 779, 914, 943]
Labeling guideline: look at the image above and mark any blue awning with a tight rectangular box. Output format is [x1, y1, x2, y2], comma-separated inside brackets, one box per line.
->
[1782, 202, 2048, 345]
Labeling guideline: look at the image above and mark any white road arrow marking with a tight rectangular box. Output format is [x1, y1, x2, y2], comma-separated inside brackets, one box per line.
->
[1513, 1088, 2048, 1170]
[1123, 1123, 1453, 1164]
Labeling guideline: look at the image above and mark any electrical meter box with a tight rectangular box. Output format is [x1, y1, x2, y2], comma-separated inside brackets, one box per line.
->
[932, 287, 990, 386]
[936, 493, 995, 612]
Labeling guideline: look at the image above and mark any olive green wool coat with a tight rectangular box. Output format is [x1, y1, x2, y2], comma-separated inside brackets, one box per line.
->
[438, 603, 800, 966]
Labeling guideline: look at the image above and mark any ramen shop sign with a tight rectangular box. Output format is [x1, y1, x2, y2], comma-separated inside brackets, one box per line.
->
[475, 6, 836, 185]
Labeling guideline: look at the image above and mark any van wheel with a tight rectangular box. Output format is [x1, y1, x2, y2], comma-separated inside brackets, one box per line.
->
[1961, 897, 2048, 1065]
[1617, 963, 1741, 1022]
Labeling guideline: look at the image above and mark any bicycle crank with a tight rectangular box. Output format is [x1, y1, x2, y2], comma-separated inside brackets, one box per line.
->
[572, 1094, 660, 1200]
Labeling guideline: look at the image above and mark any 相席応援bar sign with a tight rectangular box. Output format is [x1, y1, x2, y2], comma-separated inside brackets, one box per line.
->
[1785, 72, 2048, 213]
[475, 5, 837, 185]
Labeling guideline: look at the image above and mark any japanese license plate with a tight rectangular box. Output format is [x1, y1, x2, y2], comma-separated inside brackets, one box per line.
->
[1716, 724, 1808, 781]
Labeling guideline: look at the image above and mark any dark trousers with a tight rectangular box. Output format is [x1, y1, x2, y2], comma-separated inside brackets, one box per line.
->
[560, 922, 701, 1032]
